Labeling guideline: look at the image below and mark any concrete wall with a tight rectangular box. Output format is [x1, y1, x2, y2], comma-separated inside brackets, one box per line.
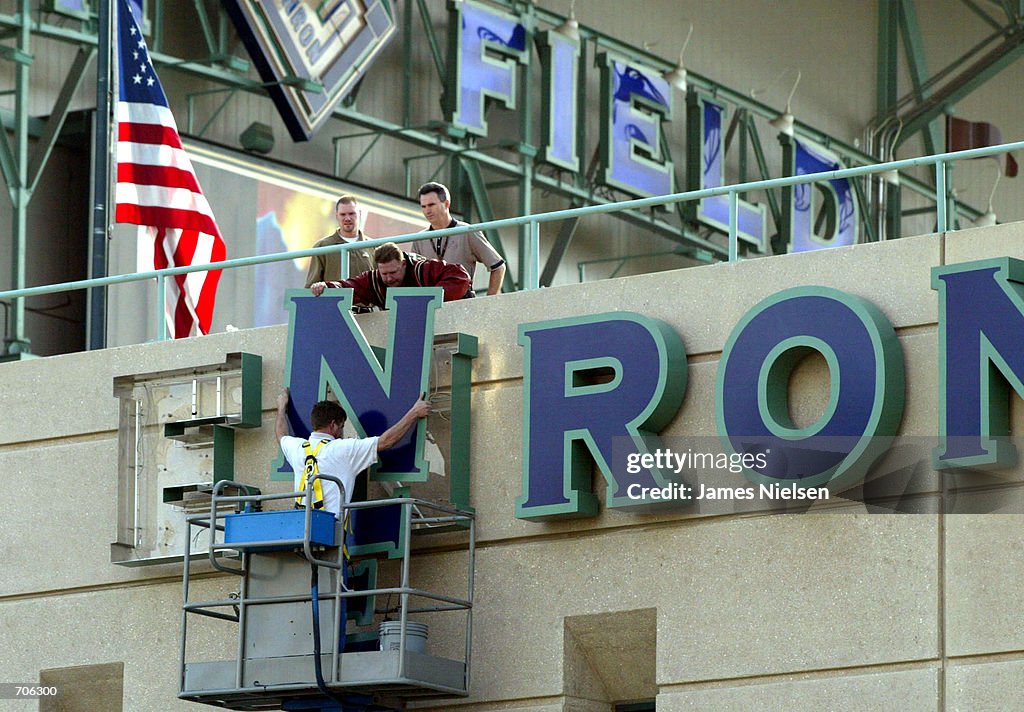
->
[2, 223, 1024, 710]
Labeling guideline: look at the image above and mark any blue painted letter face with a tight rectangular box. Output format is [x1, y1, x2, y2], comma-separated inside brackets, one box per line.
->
[598, 54, 673, 198]
[447, 0, 527, 136]
[689, 95, 767, 250]
[933, 258, 1024, 470]
[717, 288, 904, 491]
[786, 138, 860, 252]
[517, 313, 687, 520]
[538, 28, 580, 172]
[278, 288, 442, 481]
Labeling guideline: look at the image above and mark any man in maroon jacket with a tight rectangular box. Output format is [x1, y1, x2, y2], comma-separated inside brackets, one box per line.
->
[310, 242, 472, 309]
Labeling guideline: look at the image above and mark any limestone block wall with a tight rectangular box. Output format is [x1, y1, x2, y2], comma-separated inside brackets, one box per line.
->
[2, 225, 1024, 711]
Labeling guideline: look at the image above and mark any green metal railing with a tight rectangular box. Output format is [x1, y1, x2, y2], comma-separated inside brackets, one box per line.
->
[1, 140, 1021, 344]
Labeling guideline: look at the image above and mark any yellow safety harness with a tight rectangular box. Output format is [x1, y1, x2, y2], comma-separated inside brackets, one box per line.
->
[296, 440, 327, 509]
[296, 439, 354, 561]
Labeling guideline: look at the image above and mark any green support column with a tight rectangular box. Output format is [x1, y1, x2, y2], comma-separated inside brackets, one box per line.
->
[877, 0, 899, 118]
[3, 0, 32, 358]
[876, 0, 902, 242]
[516, 1, 535, 292]
[774, 134, 796, 255]
[898, 0, 942, 156]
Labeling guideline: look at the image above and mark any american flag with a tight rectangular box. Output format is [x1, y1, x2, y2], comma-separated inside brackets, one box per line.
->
[113, 0, 225, 338]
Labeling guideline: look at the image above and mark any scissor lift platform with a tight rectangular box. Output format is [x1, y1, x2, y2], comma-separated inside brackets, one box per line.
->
[179, 479, 475, 712]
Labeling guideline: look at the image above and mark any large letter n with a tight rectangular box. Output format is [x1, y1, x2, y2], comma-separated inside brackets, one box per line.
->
[276, 287, 442, 481]
[933, 258, 1024, 470]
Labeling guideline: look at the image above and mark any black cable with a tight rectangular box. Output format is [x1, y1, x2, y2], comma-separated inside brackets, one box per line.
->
[310, 562, 349, 707]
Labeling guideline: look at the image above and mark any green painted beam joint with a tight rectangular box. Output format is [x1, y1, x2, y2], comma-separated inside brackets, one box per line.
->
[428, 119, 467, 139]
[498, 139, 538, 157]
[281, 75, 322, 93]
[0, 45, 32, 65]
[218, 54, 249, 73]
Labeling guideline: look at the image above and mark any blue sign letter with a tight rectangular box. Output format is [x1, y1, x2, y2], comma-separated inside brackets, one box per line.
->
[278, 287, 442, 481]
[446, 0, 527, 136]
[597, 53, 673, 197]
[717, 287, 904, 491]
[933, 258, 1024, 469]
[686, 94, 767, 250]
[783, 137, 860, 253]
[517, 313, 687, 520]
[538, 28, 580, 172]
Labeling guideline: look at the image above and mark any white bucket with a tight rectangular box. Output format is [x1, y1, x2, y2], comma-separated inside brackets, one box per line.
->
[379, 620, 428, 653]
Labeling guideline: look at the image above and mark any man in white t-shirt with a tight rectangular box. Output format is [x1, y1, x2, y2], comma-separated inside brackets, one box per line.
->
[275, 388, 431, 518]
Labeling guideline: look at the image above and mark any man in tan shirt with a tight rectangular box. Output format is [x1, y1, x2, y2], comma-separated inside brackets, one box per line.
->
[409, 182, 506, 296]
[305, 195, 374, 287]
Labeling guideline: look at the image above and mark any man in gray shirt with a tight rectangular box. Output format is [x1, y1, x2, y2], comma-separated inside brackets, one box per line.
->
[409, 182, 506, 296]
[305, 195, 374, 287]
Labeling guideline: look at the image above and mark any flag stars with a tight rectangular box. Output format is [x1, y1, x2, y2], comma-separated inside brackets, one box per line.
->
[132, 73, 142, 84]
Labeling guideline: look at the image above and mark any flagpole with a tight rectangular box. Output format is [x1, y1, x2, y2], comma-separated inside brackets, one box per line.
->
[88, 0, 114, 350]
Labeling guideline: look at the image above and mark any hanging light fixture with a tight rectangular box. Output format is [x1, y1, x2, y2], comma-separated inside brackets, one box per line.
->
[663, 22, 694, 93]
[974, 163, 1002, 227]
[554, 0, 579, 41]
[769, 70, 801, 136]
[752, 69, 801, 137]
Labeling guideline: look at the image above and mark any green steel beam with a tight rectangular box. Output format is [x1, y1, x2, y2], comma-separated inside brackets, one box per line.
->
[738, 109, 749, 189]
[343, 133, 383, 181]
[152, 0, 164, 52]
[4, 0, 31, 355]
[402, 0, 413, 124]
[539, 213, 580, 287]
[852, 175, 879, 243]
[191, 0, 219, 58]
[959, 0, 1004, 30]
[0, 105, 19, 203]
[516, 2, 537, 291]
[898, 24, 1024, 144]
[898, 0, 943, 156]
[415, 0, 446, 81]
[743, 114, 782, 229]
[458, 155, 513, 291]
[878, 0, 899, 116]
[28, 45, 96, 194]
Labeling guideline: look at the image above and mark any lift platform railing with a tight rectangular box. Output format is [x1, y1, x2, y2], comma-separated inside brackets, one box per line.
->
[179, 480, 476, 701]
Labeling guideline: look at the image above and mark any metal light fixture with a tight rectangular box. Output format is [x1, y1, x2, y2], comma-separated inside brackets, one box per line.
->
[554, 0, 579, 41]
[974, 163, 1002, 227]
[752, 69, 801, 137]
[663, 22, 694, 93]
